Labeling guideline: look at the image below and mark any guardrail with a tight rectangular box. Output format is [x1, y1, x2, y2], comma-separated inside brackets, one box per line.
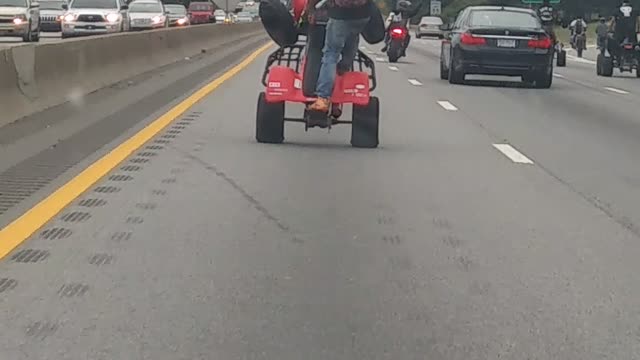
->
[0, 22, 264, 127]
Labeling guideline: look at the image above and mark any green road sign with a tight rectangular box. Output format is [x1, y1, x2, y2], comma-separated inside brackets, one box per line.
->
[522, 0, 560, 3]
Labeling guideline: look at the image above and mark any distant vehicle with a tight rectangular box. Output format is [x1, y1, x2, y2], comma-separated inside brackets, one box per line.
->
[416, 16, 443, 39]
[213, 8, 224, 22]
[39, 0, 65, 32]
[0, 0, 40, 42]
[61, 0, 129, 38]
[235, 11, 252, 22]
[187, 1, 213, 24]
[440, 5, 554, 89]
[128, 0, 167, 30]
[165, 4, 188, 26]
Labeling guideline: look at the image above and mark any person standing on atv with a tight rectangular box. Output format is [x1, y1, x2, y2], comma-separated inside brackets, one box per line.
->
[614, 0, 639, 45]
[308, 0, 373, 112]
[380, 0, 420, 53]
[537, 0, 556, 45]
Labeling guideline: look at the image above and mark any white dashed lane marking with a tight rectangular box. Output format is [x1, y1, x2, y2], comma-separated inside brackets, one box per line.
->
[604, 87, 629, 95]
[553, 73, 565, 78]
[492, 144, 534, 164]
[437, 101, 458, 111]
[375, 57, 385, 62]
[567, 55, 596, 65]
[388, 66, 398, 71]
[408, 79, 422, 86]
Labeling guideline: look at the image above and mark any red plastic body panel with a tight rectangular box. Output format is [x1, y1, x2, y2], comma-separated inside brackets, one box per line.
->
[265, 65, 370, 105]
[292, 0, 306, 22]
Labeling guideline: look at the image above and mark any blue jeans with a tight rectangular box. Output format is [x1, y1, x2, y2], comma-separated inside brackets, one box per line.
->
[315, 17, 370, 99]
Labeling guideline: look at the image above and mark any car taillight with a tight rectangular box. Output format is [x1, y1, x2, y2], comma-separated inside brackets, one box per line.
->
[391, 28, 405, 38]
[624, 44, 633, 49]
[528, 36, 552, 49]
[460, 32, 486, 45]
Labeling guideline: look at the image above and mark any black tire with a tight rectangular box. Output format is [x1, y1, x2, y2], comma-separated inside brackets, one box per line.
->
[534, 67, 553, 89]
[22, 22, 31, 42]
[302, 24, 325, 97]
[636, 66, 640, 78]
[601, 56, 614, 77]
[577, 46, 583, 58]
[448, 53, 464, 85]
[440, 56, 448, 80]
[556, 50, 566, 67]
[388, 41, 401, 63]
[31, 27, 40, 42]
[351, 96, 379, 148]
[256, 92, 285, 144]
[416, 33, 421, 39]
[596, 53, 603, 75]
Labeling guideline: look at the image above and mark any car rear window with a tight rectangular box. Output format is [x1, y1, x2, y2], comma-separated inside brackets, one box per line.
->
[189, 3, 212, 10]
[470, 10, 540, 28]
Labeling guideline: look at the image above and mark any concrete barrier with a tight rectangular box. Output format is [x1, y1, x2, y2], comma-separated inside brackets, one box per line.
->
[0, 22, 265, 127]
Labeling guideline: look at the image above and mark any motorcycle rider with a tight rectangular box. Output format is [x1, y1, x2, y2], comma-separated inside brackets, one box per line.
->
[569, 15, 587, 49]
[537, 0, 555, 44]
[380, 0, 420, 54]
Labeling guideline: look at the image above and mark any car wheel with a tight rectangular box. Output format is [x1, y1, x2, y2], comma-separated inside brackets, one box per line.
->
[556, 49, 566, 67]
[439, 51, 449, 80]
[351, 96, 379, 148]
[534, 67, 553, 89]
[601, 56, 614, 77]
[448, 53, 464, 85]
[256, 92, 285, 144]
[22, 22, 32, 42]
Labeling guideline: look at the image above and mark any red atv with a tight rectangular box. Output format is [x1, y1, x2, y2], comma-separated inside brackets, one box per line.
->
[256, 0, 380, 148]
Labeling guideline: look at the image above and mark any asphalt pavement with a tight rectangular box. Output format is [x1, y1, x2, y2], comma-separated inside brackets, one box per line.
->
[2, 37, 640, 359]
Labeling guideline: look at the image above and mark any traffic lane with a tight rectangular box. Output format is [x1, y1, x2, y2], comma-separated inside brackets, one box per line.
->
[402, 39, 640, 255]
[2, 46, 640, 359]
[0, 32, 61, 48]
[555, 52, 640, 96]
[407, 36, 640, 232]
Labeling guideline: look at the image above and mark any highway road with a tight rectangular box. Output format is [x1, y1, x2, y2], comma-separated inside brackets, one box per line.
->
[2, 35, 640, 359]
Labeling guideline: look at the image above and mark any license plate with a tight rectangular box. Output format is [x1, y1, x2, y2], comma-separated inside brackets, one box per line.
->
[497, 39, 516, 48]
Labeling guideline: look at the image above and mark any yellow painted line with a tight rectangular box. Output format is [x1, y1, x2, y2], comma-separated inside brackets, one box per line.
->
[0, 41, 274, 260]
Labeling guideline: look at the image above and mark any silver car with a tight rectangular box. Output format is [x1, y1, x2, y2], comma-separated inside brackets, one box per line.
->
[235, 11, 252, 23]
[165, 4, 188, 27]
[415, 16, 443, 39]
[61, 0, 129, 38]
[128, 0, 166, 30]
[39, 0, 65, 32]
[0, 0, 40, 42]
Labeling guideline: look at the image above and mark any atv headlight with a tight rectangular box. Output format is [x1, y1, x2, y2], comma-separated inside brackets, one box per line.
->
[106, 13, 120, 22]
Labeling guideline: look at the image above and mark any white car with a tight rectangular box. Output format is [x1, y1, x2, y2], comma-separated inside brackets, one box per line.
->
[213, 9, 224, 22]
[0, 0, 40, 42]
[61, 0, 129, 38]
[235, 11, 252, 23]
[415, 16, 443, 39]
[128, 0, 166, 30]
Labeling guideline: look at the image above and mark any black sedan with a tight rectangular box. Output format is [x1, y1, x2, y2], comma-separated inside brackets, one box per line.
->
[440, 6, 554, 88]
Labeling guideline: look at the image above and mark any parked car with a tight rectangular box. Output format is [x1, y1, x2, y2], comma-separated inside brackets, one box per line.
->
[165, 3, 188, 26]
[61, 0, 129, 38]
[38, 0, 65, 31]
[127, 0, 166, 30]
[0, 0, 40, 42]
[187, 1, 213, 24]
[416, 16, 443, 39]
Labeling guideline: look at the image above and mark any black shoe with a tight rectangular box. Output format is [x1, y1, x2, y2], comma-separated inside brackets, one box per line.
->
[381, 46, 388, 52]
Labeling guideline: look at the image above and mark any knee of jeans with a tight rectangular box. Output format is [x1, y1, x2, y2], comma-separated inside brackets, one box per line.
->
[321, 51, 340, 64]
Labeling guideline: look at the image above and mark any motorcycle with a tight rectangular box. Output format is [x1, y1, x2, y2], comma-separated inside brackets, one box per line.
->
[386, 25, 408, 63]
[571, 30, 587, 58]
